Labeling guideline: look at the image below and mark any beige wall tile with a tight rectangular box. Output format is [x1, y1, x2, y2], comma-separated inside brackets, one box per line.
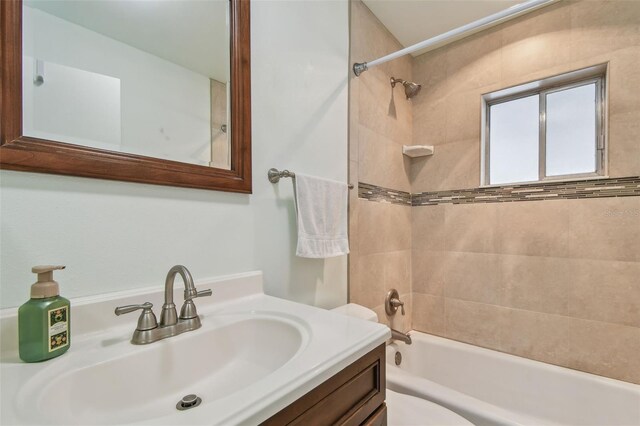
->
[568, 197, 640, 262]
[348, 252, 359, 305]
[502, 255, 571, 315]
[349, 77, 360, 163]
[358, 199, 388, 255]
[358, 202, 411, 255]
[605, 47, 640, 177]
[567, 318, 640, 384]
[412, 293, 445, 336]
[501, 2, 573, 85]
[348, 160, 359, 220]
[410, 139, 480, 193]
[570, 0, 640, 62]
[497, 200, 572, 257]
[502, 309, 571, 366]
[358, 125, 411, 192]
[386, 204, 412, 252]
[412, 250, 445, 296]
[444, 252, 505, 306]
[607, 47, 640, 116]
[445, 87, 484, 144]
[353, 252, 385, 309]
[412, 48, 448, 147]
[412, 205, 446, 251]
[413, 47, 448, 101]
[445, 28, 502, 92]
[354, 250, 411, 310]
[608, 111, 640, 177]
[372, 304, 390, 330]
[412, 95, 446, 147]
[358, 72, 411, 144]
[444, 203, 499, 253]
[444, 299, 508, 351]
[385, 250, 412, 296]
[569, 259, 640, 328]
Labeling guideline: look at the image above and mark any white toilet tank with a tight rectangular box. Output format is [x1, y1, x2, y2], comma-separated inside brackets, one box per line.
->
[331, 303, 378, 322]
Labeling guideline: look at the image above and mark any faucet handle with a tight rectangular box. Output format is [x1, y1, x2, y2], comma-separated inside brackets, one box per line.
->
[184, 288, 212, 301]
[391, 298, 405, 315]
[114, 302, 158, 331]
[115, 302, 153, 315]
[195, 289, 212, 298]
[180, 288, 212, 320]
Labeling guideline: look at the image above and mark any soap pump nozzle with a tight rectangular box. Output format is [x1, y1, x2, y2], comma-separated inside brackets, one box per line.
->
[30, 265, 65, 299]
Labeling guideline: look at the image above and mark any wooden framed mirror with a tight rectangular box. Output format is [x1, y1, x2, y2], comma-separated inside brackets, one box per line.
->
[0, 0, 251, 193]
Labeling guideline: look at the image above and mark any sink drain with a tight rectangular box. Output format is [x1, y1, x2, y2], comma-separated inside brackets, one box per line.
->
[395, 351, 402, 366]
[176, 394, 202, 411]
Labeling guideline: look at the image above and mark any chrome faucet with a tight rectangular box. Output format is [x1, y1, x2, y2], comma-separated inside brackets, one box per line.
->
[115, 265, 212, 345]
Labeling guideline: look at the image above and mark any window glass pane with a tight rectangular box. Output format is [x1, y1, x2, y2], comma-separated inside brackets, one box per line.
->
[546, 83, 597, 176]
[489, 95, 539, 185]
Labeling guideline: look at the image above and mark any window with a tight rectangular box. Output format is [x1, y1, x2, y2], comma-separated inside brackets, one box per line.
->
[482, 65, 606, 186]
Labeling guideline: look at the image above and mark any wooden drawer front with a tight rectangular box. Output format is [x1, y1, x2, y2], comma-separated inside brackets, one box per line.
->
[262, 344, 386, 426]
[362, 404, 387, 426]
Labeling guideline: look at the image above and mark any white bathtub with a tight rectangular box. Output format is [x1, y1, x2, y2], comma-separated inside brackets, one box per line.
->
[386, 332, 640, 426]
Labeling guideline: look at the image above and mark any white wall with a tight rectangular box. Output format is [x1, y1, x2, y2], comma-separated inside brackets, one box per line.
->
[0, 0, 349, 309]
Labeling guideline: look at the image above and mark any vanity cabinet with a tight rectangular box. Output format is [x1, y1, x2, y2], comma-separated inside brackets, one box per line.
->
[262, 344, 386, 426]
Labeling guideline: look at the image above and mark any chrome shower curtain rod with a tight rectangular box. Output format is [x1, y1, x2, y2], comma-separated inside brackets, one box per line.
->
[353, 0, 557, 76]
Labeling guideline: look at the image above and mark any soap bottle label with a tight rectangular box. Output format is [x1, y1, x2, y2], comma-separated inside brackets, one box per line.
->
[48, 306, 69, 352]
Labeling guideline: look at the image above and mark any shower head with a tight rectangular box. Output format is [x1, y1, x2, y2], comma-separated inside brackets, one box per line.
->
[390, 77, 422, 100]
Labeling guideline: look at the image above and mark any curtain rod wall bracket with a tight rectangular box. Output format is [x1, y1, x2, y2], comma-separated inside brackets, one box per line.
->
[353, 62, 368, 77]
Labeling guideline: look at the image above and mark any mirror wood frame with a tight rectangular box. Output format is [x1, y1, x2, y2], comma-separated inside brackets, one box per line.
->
[0, 0, 252, 193]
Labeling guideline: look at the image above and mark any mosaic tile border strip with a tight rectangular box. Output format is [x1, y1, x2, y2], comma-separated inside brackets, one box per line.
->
[412, 176, 640, 206]
[359, 176, 640, 207]
[358, 182, 412, 206]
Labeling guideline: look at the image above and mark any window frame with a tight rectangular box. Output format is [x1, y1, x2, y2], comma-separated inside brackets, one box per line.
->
[481, 64, 607, 187]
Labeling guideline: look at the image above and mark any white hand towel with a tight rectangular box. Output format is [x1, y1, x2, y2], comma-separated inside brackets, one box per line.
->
[294, 173, 350, 258]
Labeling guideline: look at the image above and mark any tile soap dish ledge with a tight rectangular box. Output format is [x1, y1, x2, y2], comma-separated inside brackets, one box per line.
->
[403, 145, 434, 158]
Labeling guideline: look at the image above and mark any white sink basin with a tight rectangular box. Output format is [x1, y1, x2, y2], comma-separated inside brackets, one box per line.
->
[27, 316, 304, 424]
[1, 271, 389, 425]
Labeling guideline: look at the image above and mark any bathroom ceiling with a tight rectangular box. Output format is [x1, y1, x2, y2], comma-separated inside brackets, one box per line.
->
[25, 0, 229, 81]
[362, 0, 522, 56]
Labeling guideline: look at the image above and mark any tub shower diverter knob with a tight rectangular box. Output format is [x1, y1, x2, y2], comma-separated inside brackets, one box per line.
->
[385, 289, 405, 316]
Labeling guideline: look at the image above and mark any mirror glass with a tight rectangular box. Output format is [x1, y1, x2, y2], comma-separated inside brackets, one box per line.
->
[22, 0, 231, 169]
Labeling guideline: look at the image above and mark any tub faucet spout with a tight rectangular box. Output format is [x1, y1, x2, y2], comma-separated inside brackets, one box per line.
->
[390, 328, 412, 345]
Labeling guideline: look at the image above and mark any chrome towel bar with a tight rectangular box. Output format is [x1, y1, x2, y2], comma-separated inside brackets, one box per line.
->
[268, 168, 354, 189]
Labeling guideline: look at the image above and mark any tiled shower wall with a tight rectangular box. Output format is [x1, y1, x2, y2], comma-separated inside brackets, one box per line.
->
[349, 0, 640, 384]
[410, 0, 640, 384]
[349, 0, 412, 332]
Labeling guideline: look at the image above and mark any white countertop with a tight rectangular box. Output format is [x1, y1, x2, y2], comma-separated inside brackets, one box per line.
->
[0, 271, 390, 425]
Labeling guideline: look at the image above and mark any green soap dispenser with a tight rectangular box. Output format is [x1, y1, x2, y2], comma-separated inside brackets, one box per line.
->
[18, 265, 71, 362]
